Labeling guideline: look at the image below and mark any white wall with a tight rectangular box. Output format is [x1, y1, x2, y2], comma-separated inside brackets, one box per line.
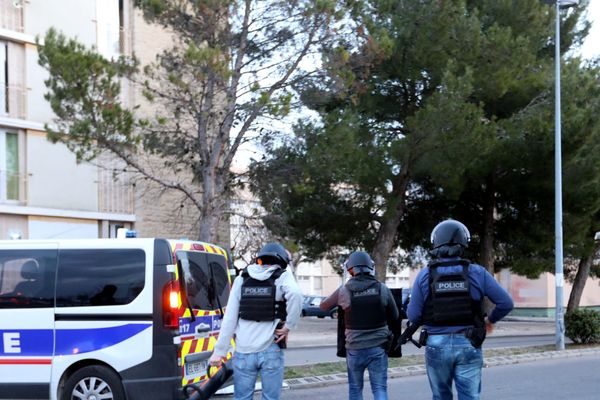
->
[96, 0, 120, 59]
[26, 132, 98, 211]
[28, 217, 97, 239]
[25, 0, 98, 46]
[25, 47, 53, 124]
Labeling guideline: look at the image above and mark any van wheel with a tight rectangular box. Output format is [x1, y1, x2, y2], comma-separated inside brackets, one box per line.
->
[62, 365, 125, 400]
[330, 310, 338, 319]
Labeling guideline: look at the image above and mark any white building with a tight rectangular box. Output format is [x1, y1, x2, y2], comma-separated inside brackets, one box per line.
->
[0, 0, 135, 240]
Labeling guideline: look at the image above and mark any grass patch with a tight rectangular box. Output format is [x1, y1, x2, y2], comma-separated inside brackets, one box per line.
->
[284, 343, 600, 379]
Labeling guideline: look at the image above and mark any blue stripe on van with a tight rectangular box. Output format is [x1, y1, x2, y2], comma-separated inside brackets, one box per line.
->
[55, 324, 151, 355]
[1, 324, 151, 357]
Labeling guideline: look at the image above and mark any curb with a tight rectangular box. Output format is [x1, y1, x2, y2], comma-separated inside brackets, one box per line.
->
[283, 348, 600, 390]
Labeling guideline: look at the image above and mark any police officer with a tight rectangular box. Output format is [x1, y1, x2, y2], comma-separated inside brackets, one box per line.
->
[320, 251, 399, 400]
[209, 243, 303, 400]
[407, 219, 514, 400]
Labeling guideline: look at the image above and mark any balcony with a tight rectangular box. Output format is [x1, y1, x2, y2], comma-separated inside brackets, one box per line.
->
[0, 0, 24, 32]
[98, 168, 135, 215]
[0, 84, 27, 120]
[0, 170, 27, 204]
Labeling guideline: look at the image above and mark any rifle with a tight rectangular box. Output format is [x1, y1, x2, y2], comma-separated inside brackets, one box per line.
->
[395, 321, 423, 350]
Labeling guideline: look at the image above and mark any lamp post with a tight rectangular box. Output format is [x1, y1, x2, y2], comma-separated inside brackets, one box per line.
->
[544, 0, 578, 351]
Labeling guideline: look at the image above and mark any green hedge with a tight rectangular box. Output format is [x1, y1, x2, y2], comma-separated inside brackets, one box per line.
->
[565, 308, 600, 344]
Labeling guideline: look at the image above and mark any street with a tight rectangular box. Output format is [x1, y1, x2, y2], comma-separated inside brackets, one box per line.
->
[265, 354, 600, 399]
[285, 317, 557, 366]
[285, 335, 559, 366]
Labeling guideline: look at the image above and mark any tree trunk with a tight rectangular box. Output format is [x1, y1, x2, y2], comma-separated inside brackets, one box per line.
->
[567, 243, 599, 312]
[479, 177, 496, 314]
[479, 178, 495, 275]
[371, 164, 411, 281]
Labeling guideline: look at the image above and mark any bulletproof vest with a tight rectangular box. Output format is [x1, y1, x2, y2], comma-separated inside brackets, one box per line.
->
[239, 268, 286, 322]
[423, 259, 483, 326]
[345, 276, 387, 330]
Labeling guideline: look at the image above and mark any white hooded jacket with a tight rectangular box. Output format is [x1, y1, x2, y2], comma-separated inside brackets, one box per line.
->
[213, 264, 303, 357]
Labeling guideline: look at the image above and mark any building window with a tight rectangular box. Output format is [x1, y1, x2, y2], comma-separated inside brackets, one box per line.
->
[313, 277, 322, 291]
[0, 130, 19, 201]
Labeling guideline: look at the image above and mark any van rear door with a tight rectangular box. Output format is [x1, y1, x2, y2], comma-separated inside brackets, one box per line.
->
[0, 244, 58, 399]
[175, 248, 231, 387]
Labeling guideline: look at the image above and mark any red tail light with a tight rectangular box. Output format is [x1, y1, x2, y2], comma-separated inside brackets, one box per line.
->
[163, 280, 181, 329]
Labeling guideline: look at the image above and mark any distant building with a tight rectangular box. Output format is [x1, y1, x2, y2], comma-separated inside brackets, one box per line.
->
[296, 258, 411, 297]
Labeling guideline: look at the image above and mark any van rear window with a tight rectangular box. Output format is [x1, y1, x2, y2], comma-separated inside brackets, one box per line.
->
[0, 250, 57, 309]
[56, 249, 145, 307]
[178, 252, 230, 311]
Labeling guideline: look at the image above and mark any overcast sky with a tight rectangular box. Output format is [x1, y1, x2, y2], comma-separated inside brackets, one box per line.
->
[581, 0, 600, 58]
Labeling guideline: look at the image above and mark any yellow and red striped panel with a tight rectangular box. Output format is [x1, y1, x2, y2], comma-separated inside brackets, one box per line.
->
[181, 338, 235, 386]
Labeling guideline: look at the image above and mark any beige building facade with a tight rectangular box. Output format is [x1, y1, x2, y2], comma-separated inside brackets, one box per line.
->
[0, 0, 228, 244]
[0, 0, 135, 240]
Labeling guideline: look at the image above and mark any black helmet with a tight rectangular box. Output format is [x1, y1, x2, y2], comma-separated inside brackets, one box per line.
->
[345, 251, 375, 276]
[256, 243, 290, 268]
[430, 219, 470, 256]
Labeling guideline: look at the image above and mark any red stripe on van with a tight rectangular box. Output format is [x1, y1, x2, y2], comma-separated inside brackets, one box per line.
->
[0, 359, 52, 365]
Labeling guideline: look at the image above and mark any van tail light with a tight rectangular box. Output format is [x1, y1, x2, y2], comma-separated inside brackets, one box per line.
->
[163, 280, 181, 329]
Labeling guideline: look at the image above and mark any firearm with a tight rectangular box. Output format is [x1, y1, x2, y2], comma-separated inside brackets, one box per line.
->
[275, 320, 287, 349]
[396, 321, 422, 350]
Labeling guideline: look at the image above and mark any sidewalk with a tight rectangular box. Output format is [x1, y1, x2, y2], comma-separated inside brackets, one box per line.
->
[288, 317, 555, 348]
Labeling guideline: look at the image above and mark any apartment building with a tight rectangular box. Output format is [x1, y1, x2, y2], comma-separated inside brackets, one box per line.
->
[0, 0, 231, 243]
[0, 0, 135, 240]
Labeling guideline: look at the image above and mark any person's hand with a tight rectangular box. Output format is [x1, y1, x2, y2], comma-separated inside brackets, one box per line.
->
[274, 325, 290, 344]
[208, 353, 225, 367]
[485, 317, 494, 334]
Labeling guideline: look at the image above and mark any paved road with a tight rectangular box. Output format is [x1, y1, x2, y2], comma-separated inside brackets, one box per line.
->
[268, 354, 600, 399]
[285, 334, 560, 366]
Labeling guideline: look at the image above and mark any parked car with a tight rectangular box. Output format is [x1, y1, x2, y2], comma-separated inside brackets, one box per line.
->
[301, 295, 338, 318]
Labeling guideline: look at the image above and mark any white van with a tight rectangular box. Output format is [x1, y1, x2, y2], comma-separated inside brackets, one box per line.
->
[0, 238, 233, 400]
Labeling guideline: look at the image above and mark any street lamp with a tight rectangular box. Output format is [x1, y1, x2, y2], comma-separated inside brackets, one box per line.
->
[543, 0, 579, 351]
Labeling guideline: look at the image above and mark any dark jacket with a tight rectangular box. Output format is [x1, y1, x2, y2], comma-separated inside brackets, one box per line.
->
[321, 275, 399, 349]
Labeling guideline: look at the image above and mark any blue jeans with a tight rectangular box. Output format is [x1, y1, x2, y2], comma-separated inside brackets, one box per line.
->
[346, 346, 388, 400]
[232, 343, 284, 400]
[425, 334, 483, 400]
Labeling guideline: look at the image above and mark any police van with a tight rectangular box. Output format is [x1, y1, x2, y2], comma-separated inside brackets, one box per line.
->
[0, 238, 234, 400]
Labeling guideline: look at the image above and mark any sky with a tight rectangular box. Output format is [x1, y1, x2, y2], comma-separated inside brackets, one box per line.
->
[230, 1, 600, 170]
[581, 0, 600, 58]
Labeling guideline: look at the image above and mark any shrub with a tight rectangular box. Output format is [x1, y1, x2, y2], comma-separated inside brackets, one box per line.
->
[565, 308, 600, 344]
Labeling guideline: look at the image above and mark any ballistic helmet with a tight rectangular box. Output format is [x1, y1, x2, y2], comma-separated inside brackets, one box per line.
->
[256, 243, 290, 268]
[430, 219, 470, 257]
[345, 251, 375, 276]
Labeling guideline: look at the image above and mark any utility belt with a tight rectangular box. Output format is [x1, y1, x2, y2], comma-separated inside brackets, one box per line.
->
[420, 326, 486, 348]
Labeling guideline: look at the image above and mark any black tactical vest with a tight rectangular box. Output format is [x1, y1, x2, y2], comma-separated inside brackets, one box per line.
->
[423, 259, 483, 326]
[238, 268, 287, 322]
[345, 277, 387, 330]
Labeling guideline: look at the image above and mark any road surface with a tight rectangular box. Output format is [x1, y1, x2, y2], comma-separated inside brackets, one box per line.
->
[229, 354, 599, 399]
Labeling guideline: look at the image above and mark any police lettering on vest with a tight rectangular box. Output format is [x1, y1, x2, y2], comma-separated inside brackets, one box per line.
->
[423, 259, 484, 327]
[345, 278, 387, 330]
[239, 268, 286, 322]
